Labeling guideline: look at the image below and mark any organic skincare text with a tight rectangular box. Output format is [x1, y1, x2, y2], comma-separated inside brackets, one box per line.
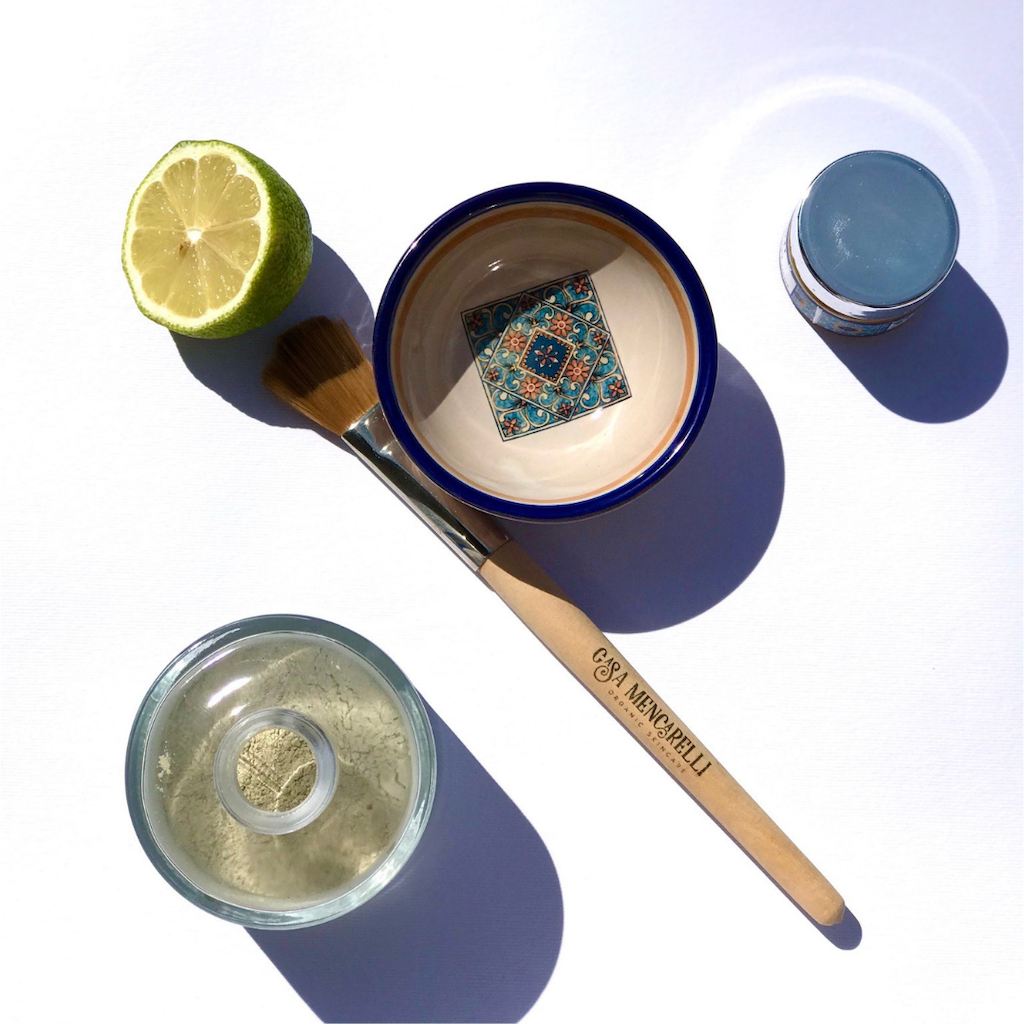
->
[593, 648, 712, 777]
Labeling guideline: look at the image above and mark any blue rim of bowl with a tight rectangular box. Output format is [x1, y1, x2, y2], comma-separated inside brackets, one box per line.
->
[373, 182, 718, 521]
[125, 613, 437, 930]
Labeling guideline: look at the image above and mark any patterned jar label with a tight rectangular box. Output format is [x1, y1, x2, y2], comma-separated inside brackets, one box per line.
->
[780, 238, 912, 337]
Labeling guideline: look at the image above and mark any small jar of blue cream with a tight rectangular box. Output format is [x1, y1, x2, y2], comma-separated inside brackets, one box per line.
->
[781, 150, 959, 335]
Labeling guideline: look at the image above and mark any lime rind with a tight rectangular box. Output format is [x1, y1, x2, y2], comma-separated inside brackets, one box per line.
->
[122, 140, 313, 339]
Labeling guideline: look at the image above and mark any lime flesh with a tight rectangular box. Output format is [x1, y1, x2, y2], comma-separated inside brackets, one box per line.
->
[122, 141, 312, 338]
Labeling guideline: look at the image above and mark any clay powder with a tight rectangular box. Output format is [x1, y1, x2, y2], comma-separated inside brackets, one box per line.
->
[236, 727, 318, 813]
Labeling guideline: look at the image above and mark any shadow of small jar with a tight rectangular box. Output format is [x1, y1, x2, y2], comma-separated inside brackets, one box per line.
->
[817, 262, 1008, 423]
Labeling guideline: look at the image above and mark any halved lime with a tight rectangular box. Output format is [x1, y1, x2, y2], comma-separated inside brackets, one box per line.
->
[122, 140, 312, 338]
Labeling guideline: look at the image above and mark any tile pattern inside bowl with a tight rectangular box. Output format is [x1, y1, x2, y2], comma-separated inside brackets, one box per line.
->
[461, 272, 631, 440]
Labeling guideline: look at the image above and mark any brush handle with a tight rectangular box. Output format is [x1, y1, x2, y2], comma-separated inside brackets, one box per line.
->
[480, 540, 845, 926]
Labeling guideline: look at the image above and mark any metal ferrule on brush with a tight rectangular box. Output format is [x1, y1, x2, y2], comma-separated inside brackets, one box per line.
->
[343, 405, 510, 571]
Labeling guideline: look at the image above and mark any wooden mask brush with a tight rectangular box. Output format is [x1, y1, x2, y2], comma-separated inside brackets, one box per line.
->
[263, 316, 845, 927]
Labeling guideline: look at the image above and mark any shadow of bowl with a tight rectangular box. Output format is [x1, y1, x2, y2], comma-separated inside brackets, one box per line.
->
[505, 346, 785, 632]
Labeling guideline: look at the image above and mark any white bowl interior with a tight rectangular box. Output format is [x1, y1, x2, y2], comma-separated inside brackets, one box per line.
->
[390, 202, 700, 508]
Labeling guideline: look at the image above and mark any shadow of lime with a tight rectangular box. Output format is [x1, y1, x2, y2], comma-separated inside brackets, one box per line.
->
[173, 236, 375, 428]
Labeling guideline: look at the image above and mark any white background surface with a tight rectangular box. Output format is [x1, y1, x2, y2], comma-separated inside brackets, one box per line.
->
[2, 1, 1021, 1021]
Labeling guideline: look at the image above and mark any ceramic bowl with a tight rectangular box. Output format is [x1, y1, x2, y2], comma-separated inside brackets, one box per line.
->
[373, 183, 717, 521]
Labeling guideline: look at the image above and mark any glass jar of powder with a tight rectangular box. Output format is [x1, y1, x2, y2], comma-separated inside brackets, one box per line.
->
[125, 614, 436, 929]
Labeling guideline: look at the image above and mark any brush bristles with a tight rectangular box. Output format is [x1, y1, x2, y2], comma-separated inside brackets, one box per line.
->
[262, 316, 379, 435]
